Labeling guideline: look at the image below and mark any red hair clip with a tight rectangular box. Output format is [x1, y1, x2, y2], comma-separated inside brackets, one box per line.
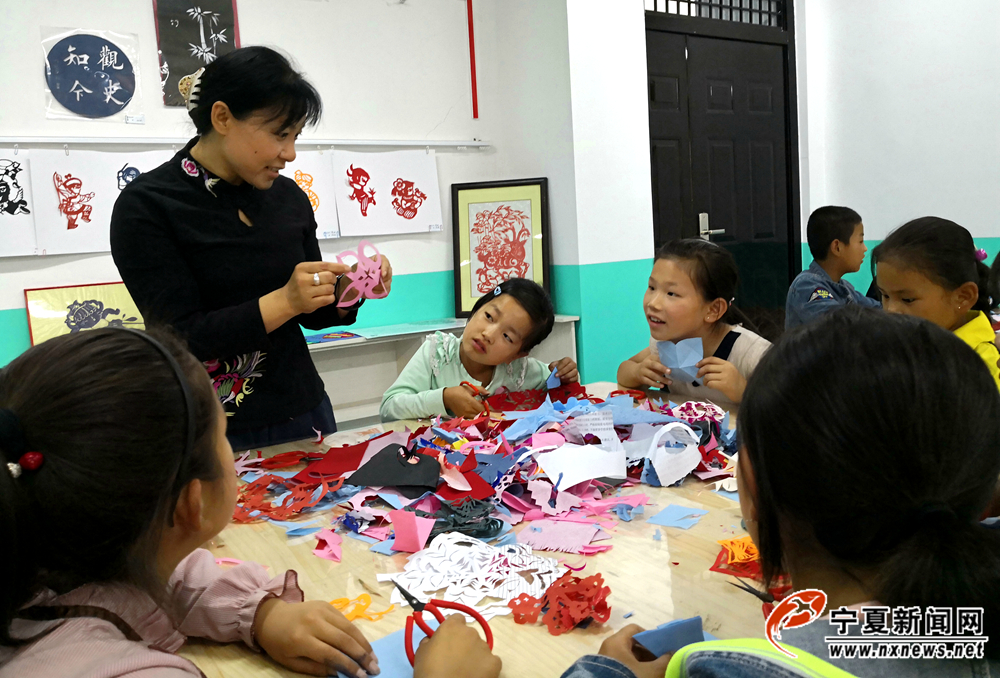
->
[6, 451, 43, 478]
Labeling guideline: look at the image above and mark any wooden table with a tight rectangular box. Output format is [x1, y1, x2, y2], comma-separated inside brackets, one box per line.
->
[181, 384, 763, 678]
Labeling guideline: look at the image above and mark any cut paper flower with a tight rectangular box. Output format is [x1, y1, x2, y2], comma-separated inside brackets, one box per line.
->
[334, 240, 389, 308]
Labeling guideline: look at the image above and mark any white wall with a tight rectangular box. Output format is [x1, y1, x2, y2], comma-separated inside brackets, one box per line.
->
[799, 0, 1000, 240]
[566, 0, 655, 265]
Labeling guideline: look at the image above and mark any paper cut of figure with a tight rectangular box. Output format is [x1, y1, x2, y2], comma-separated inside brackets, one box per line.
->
[332, 150, 443, 237]
[0, 160, 30, 215]
[346, 165, 376, 217]
[53, 172, 94, 229]
[471, 203, 531, 294]
[295, 170, 319, 212]
[391, 178, 427, 219]
[154, 0, 240, 106]
[117, 163, 141, 190]
[45, 34, 136, 118]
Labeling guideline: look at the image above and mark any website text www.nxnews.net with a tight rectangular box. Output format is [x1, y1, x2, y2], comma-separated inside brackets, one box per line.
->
[825, 638, 987, 660]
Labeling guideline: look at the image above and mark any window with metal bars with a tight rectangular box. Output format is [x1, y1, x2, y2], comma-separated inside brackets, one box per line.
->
[645, 0, 785, 30]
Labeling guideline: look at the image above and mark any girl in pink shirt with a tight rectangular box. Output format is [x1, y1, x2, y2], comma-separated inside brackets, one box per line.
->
[0, 328, 380, 678]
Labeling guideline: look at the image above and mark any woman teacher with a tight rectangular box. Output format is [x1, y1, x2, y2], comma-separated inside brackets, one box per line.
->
[111, 47, 391, 450]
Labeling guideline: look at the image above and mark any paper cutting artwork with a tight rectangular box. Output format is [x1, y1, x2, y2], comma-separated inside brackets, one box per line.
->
[52, 172, 94, 229]
[0, 161, 30, 215]
[332, 240, 389, 308]
[391, 178, 427, 219]
[0, 156, 38, 257]
[25, 282, 145, 346]
[333, 150, 443, 237]
[469, 201, 532, 294]
[117, 164, 141, 190]
[45, 34, 135, 118]
[295, 170, 320, 212]
[153, 0, 240, 106]
[346, 165, 376, 217]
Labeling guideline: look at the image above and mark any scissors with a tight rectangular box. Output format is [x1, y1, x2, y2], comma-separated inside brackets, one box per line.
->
[727, 576, 775, 603]
[393, 581, 494, 666]
[460, 380, 493, 417]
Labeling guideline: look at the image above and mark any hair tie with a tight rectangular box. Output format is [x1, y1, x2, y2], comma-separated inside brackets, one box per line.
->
[178, 67, 206, 112]
[0, 408, 44, 479]
[975, 248, 988, 262]
[493, 286, 502, 296]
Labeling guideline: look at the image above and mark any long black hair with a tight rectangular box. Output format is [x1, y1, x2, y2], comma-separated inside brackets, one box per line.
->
[872, 216, 998, 313]
[0, 328, 221, 645]
[189, 46, 322, 135]
[655, 239, 756, 330]
[740, 307, 1000, 657]
[470, 278, 555, 352]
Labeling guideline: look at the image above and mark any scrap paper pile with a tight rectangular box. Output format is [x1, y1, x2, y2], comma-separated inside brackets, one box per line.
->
[508, 570, 612, 636]
[229, 385, 739, 631]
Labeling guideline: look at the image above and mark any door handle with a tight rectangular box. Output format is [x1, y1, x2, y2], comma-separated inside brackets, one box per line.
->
[698, 213, 725, 241]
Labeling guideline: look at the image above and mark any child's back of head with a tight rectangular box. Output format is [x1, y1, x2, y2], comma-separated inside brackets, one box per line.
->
[0, 328, 221, 645]
[741, 306, 1000, 657]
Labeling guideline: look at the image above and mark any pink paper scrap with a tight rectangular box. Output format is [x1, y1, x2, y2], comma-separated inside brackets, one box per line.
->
[313, 529, 343, 562]
[387, 509, 436, 553]
[518, 519, 602, 554]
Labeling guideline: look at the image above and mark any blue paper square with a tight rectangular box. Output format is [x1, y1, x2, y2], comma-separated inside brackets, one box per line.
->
[646, 504, 708, 530]
[634, 616, 704, 657]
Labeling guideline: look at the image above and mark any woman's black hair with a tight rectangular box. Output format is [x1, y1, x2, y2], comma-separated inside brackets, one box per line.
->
[740, 307, 1000, 658]
[655, 239, 757, 330]
[0, 328, 221, 645]
[189, 46, 322, 135]
[872, 216, 998, 313]
[469, 278, 555, 352]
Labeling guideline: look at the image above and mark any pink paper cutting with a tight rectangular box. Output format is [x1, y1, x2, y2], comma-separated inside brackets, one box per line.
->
[387, 509, 436, 553]
[519, 519, 601, 554]
[313, 529, 343, 562]
[335, 240, 388, 307]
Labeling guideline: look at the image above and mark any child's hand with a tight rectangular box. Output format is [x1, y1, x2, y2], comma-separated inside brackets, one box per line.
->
[254, 599, 378, 678]
[633, 353, 672, 389]
[414, 614, 501, 678]
[549, 357, 580, 383]
[443, 385, 485, 419]
[598, 624, 673, 678]
[697, 357, 746, 402]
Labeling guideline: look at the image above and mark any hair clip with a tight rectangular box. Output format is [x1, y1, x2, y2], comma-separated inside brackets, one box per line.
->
[493, 286, 502, 296]
[178, 67, 206, 112]
[975, 248, 988, 262]
[6, 451, 43, 479]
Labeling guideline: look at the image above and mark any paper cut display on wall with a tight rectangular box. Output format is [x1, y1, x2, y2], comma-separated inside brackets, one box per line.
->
[282, 151, 340, 239]
[0, 156, 38, 257]
[25, 282, 145, 346]
[44, 33, 135, 118]
[469, 200, 533, 294]
[30, 149, 172, 255]
[332, 150, 443, 237]
[153, 0, 240, 106]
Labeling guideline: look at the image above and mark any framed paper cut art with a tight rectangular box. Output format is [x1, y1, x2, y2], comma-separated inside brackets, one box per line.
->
[0, 153, 38, 257]
[25, 282, 144, 346]
[451, 178, 551, 317]
[283, 151, 341, 239]
[29, 149, 172, 255]
[331, 149, 443, 237]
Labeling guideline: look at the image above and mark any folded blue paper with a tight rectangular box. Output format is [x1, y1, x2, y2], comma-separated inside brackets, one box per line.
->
[335, 618, 439, 678]
[646, 504, 708, 530]
[657, 338, 703, 386]
[634, 616, 705, 657]
[546, 367, 562, 389]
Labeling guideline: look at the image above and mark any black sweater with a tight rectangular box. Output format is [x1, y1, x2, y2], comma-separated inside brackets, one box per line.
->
[110, 140, 356, 432]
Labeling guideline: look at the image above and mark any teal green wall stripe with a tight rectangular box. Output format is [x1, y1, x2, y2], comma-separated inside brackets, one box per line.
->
[800, 237, 1000, 295]
[339, 270, 455, 330]
[0, 308, 30, 368]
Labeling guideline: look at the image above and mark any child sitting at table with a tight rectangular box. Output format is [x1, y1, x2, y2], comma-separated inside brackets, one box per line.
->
[785, 205, 880, 330]
[0, 328, 379, 678]
[416, 307, 1000, 678]
[873, 216, 1000, 388]
[616, 239, 770, 409]
[379, 278, 578, 421]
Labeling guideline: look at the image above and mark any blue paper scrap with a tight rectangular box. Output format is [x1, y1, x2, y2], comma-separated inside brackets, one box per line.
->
[337, 618, 440, 678]
[714, 488, 740, 503]
[653, 529, 662, 541]
[369, 538, 400, 555]
[546, 367, 562, 390]
[267, 518, 323, 538]
[614, 503, 645, 522]
[657, 338, 704, 386]
[634, 616, 705, 657]
[646, 504, 709, 530]
[345, 531, 380, 545]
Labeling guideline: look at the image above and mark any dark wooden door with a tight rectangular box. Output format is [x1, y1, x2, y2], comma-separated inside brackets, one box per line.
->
[647, 31, 792, 312]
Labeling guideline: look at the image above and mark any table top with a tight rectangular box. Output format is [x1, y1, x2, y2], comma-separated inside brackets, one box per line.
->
[180, 384, 762, 678]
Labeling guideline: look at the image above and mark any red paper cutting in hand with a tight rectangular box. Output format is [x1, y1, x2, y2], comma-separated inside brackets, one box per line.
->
[507, 571, 611, 636]
[335, 240, 388, 308]
[485, 382, 593, 412]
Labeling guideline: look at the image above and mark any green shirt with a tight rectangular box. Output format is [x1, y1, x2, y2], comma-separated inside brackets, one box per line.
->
[379, 331, 550, 421]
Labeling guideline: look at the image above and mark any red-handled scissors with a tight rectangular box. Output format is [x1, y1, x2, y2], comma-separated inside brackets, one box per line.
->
[393, 581, 494, 666]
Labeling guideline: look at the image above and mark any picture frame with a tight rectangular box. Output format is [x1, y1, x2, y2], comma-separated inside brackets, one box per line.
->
[24, 281, 144, 346]
[451, 177, 551, 317]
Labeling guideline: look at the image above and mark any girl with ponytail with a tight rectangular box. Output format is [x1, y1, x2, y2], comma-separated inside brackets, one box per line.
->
[873, 216, 1000, 388]
[0, 329, 379, 678]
